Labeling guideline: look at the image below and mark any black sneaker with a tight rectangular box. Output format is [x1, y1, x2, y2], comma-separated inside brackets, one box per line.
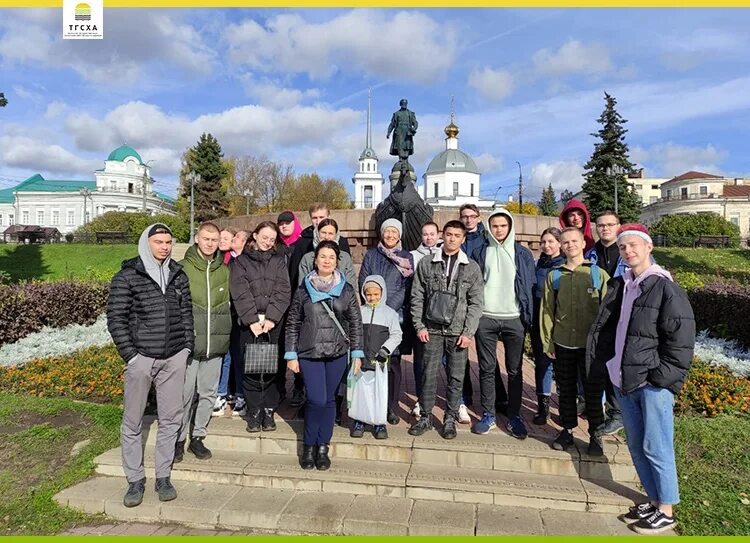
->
[173, 440, 185, 463]
[290, 388, 305, 407]
[350, 420, 365, 438]
[246, 409, 261, 433]
[188, 436, 212, 459]
[588, 435, 604, 457]
[506, 416, 528, 440]
[633, 509, 676, 534]
[621, 502, 657, 524]
[154, 477, 177, 502]
[408, 415, 433, 436]
[442, 415, 457, 440]
[262, 408, 277, 431]
[123, 478, 146, 508]
[373, 425, 388, 439]
[551, 429, 574, 451]
[601, 416, 624, 435]
[387, 409, 399, 425]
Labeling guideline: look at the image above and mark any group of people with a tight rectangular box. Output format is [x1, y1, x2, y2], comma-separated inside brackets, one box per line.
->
[106, 199, 695, 535]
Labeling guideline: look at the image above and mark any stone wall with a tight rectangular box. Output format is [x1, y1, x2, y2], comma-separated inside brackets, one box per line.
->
[215, 208, 559, 262]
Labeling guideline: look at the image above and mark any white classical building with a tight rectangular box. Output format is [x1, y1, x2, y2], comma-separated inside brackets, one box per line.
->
[422, 114, 496, 209]
[0, 145, 176, 234]
[352, 91, 385, 210]
[627, 169, 670, 206]
[640, 170, 750, 239]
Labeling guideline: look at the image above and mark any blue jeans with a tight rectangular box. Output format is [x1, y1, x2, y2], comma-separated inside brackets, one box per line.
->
[217, 351, 231, 397]
[615, 384, 680, 505]
[300, 355, 348, 446]
[531, 304, 552, 396]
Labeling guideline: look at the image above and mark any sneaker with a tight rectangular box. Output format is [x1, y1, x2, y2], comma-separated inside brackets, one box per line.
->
[123, 478, 146, 507]
[155, 477, 177, 502]
[457, 403, 471, 424]
[386, 409, 399, 425]
[173, 440, 184, 463]
[442, 415, 457, 440]
[213, 395, 227, 413]
[350, 420, 365, 438]
[246, 409, 261, 433]
[551, 429, 574, 450]
[188, 436, 212, 459]
[373, 425, 388, 439]
[472, 412, 497, 435]
[290, 388, 305, 407]
[411, 403, 421, 419]
[621, 502, 657, 524]
[262, 408, 277, 431]
[588, 435, 604, 457]
[506, 416, 528, 440]
[233, 397, 247, 417]
[408, 415, 433, 436]
[632, 509, 676, 534]
[601, 417, 624, 435]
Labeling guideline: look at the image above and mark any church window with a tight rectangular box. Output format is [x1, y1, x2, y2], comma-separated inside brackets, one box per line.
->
[453, 182, 459, 196]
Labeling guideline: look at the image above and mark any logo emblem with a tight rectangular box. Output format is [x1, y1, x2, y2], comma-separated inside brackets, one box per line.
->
[63, 0, 103, 40]
[74, 3, 91, 21]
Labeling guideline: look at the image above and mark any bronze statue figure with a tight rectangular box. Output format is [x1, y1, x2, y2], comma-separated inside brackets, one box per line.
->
[386, 99, 418, 160]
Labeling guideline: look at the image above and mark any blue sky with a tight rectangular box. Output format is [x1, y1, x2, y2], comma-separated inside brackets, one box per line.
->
[2, 8, 750, 201]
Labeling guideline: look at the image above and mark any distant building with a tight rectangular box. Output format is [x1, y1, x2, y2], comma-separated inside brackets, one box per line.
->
[640, 170, 750, 239]
[352, 91, 385, 210]
[0, 145, 176, 234]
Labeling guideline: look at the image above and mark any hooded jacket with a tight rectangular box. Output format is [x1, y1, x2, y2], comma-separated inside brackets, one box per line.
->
[359, 275, 403, 371]
[358, 244, 413, 321]
[284, 274, 364, 362]
[230, 247, 291, 328]
[533, 253, 565, 301]
[107, 224, 194, 363]
[297, 227, 357, 288]
[559, 199, 595, 252]
[411, 240, 443, 269]
[180, 244, 232, 359]
[587, 266, 695, 393]
[470, 209, 536, 329]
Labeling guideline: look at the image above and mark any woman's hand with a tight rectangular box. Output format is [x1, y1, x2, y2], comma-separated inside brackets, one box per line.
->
[262, 320, 275, 333]
[250, 322, 264, 337]
[287, 359, 300, 373]
[353, 358, 362, 375]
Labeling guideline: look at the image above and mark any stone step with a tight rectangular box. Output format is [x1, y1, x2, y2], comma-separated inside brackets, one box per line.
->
[142, 416, 636, 483]
[94, 446, 644, 513]
[54, 476, 640, 535]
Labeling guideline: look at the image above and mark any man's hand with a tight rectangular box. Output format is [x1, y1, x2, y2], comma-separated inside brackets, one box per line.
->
[456, 335, 472, 349]
[547, 352, 556, 359]
[354, 358, 362, 375]
[287, 359, 300, 373]
[417, 329, 430, 343]
[262, 320, 275, 333]
[250, 322, 264, 337]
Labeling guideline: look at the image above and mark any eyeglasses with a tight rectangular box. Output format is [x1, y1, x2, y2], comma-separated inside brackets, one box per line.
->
[596, 223, 619, 229]
[460, 214, 479, 220]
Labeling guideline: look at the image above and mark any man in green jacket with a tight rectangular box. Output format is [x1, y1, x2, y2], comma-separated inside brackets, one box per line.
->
[540, 227, 609, 456]
[176, 222, 232, 461]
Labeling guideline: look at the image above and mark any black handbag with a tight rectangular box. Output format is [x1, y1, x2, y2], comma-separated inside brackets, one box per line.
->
[425, 263, 461, 326]
[244, 333, 279, 375]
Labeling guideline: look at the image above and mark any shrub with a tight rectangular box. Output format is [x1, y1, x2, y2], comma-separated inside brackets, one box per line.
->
[650, 212, 741, 248]
[677, 358, 750, 417]
[695, 330, 750, 378]
[0, 281, 109, 347]
[689, 279, 750, 349]
[674, 271, 705, 292]
[0, 344, 124, 403]
[74, 211, 189, 243]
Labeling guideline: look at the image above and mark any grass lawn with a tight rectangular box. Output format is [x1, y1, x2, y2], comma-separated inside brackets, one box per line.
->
[653, 247, 750, 283]
[0, 244, 137, 282]
[0, 393, 121, 535]
[675, 414, 750, 535]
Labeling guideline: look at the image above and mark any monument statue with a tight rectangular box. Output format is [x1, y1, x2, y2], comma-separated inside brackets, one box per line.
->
[386, 99, 418, 160]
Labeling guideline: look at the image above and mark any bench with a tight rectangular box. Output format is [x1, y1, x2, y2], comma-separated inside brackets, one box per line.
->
[95, 231, 129, 244]
[694, 235, 730, 248]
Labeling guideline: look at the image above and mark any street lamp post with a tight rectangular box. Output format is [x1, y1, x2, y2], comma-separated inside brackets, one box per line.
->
[244, 189, 252, 215]
[187, 171, 200, 244]
[142, 159, 155, 212]
[491, 185, 507, 209]
[516, 161, 523, 209]
[80, 188, 92, 225]
[606, 164, 624, 215]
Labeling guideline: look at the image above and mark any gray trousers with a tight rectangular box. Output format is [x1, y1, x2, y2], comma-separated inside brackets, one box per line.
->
[420, 333, 468, 419]
[179, 356, 222, 441]
[121, 349, 188, 482]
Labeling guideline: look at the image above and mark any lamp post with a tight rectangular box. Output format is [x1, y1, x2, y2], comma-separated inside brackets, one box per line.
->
[491, 185, 508, 209]
[187, 171, 200, 244]
[516, 161, 523, 209]
[142, 159, 155, 212]
[244, 189, 252, 216]
[80, 188, 92, 225]
[606, 164, 624, 215]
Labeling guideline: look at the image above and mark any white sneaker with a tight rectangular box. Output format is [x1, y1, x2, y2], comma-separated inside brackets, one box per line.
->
[411, 403, 421, 419]
[457, 403, 471, 424]
[213, 396, 227, 411]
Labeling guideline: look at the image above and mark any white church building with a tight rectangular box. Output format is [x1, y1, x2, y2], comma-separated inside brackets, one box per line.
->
[0, 145, 176, 234]
[352, 91, 385, 209]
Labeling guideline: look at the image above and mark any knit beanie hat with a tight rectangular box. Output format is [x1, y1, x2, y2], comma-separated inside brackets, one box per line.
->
[380, 218, 403, 238]
[616, 223, 652, 244]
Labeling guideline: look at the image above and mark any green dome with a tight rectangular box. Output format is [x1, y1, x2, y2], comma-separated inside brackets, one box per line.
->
[107, 145, 142, 164]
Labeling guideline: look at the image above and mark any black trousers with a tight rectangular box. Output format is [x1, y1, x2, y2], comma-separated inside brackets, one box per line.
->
[241, 326, 282, 411]
[553, 345, 605, 437]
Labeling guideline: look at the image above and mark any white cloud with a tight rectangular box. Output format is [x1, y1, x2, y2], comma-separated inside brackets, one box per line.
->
[533, 39, 612, 77]
[224, 10, 457, 85]
[661, 28, 747, 71]
[468, 67, 514, 102]
[529, 161, 585, 194]
[44, 101, 68, 120]
[631, 143, 727, 178]
[241, 75, 321, 109]
[473, 153, 503, 174]
[0, 135, 99, 175]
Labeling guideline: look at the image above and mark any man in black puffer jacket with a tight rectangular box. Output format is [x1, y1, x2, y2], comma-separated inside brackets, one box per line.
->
[107, 224, 194, 508]
[587, 224, 694, 535]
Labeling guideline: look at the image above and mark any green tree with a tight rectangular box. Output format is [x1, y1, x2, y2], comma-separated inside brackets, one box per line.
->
[282, 173, 353, 211]
[0, 92, 7, 107]
[179, 133, 229, 223]
[649, 213, 740, 247]
[581, 92, 642, 223]
[538, 183, 558, 216]
[560, 189, 574, 205]
[75, 211, 190, 242]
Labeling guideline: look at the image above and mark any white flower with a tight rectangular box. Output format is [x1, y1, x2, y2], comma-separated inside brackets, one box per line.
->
[695, 330, 750, 377]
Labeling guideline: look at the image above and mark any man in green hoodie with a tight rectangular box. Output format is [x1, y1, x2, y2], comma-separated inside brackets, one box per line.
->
[176, 222, 232, 462]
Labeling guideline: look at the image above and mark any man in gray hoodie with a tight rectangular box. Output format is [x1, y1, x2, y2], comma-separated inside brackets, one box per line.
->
[107, 224, 194, 508]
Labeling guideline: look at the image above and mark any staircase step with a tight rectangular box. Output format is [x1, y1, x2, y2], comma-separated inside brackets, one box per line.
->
[142, 416, 636, 482]
[95, 446, 643, 512]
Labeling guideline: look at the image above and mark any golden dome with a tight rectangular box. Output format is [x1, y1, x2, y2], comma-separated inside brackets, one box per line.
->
[444, 117, 459, 138]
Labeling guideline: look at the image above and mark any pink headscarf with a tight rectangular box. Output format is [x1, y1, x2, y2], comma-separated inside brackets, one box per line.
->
[279, 211, 303, 246]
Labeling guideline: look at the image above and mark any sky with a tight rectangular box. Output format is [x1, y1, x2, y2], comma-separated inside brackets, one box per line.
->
[1, 8, 750, 202]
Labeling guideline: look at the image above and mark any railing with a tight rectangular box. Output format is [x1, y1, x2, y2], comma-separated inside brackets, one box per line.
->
[652, 192, 720, 204]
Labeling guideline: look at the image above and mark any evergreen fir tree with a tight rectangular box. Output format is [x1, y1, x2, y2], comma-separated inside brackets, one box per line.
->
[180, 133, 229, 223]
[581, 92, 641, 223]
[0, 92, 7, 107]
[560, 189, 574, 205]
[538, 183, 558, 216]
